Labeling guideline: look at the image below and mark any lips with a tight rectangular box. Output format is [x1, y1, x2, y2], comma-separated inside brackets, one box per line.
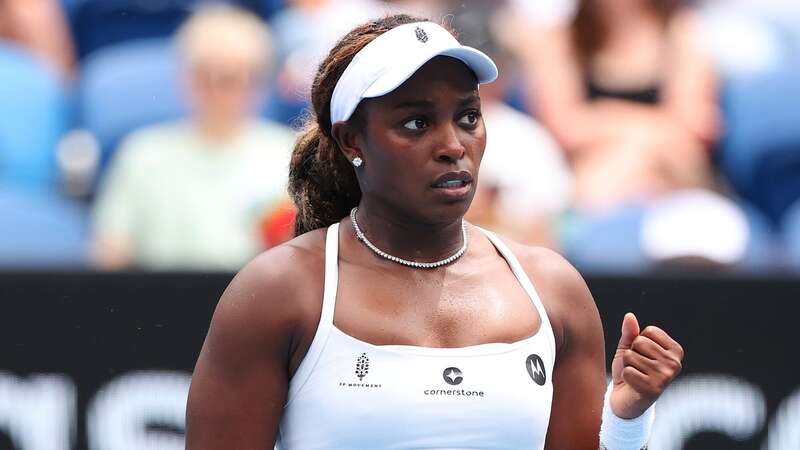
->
[431, 171, 473, 189]
[430, 171, 474, 201]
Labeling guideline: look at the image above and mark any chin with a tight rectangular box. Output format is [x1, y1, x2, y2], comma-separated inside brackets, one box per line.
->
[425, 195, 475, 225]
[373, 190, 474, 226]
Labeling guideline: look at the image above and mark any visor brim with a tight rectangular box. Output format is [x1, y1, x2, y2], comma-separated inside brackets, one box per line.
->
[362, 45, 499, 99]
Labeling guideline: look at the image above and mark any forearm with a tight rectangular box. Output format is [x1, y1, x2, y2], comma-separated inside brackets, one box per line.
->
[543, 101, 666, 153]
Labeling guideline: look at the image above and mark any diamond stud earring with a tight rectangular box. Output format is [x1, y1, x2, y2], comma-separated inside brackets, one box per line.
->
[352, 157, 363, 167]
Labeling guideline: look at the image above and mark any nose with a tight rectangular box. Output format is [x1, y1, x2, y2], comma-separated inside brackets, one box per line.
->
[433, 123, 466, 163]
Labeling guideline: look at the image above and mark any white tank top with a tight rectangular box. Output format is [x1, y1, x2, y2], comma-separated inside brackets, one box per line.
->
[277, 223, 556, 450]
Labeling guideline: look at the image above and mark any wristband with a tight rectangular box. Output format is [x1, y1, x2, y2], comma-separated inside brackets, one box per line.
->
[599, 381, 655, 450]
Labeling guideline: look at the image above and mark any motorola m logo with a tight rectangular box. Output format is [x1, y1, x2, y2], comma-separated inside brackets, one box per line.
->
[526, 354, 546, 386]
[443, 367, 463, 385]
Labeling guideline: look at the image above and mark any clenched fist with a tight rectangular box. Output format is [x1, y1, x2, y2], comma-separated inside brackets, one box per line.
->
[610, 313, 684, 419]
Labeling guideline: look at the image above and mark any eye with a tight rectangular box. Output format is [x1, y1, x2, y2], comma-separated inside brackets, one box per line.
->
[403, 118, 429, 130]
[458, 110, 481, 127]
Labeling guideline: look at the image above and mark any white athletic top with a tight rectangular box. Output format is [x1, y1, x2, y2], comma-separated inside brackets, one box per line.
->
[277, 223, 557, 450]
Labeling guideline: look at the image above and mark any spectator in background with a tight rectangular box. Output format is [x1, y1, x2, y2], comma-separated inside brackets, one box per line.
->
[456, 3, 573, 248]
[0, 0, 76, 79]
[266, 0, 386, 124]
[91, 5, 296, 271]
[382, 0, 448, 18]
[507, 0, 577, 28]
[507, 0, 772, 270]
[265, 0, 445, 124]
[518, 0, 719, 213]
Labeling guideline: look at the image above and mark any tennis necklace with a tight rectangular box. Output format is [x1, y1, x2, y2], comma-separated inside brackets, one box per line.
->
[349, 207, 468, 269]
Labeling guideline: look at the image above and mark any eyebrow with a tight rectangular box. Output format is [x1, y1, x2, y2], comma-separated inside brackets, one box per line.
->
[392, 92, 481, 110]
[392, 99, 435, 110]
[458, 93, 481, 107]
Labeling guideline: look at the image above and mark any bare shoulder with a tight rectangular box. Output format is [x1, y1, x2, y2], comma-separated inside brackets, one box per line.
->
[207, 228, 328, 359]
[491, 235, 599, 350]
[501, 238, 593, 308]
[186, 229, 329, 447]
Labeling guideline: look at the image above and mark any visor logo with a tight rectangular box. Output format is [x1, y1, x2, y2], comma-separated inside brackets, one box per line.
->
[415, 26, 429, 43]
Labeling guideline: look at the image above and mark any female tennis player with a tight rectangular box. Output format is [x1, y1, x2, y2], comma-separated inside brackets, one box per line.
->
[186, 15, 684, 450]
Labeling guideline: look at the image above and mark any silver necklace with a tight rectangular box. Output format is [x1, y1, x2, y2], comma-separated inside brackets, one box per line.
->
[349, 207, 468, 269]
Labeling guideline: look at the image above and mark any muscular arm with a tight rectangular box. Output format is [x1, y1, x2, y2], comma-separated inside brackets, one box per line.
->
[186, 241, 321, 449]
[516, 246, 681, 450]
[516, 247, 607, 450]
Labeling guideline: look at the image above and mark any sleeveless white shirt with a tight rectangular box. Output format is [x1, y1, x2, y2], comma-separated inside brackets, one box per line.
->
[277, 223, 556, 450]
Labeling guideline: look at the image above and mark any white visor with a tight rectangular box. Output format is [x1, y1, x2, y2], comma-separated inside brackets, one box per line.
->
[329, 21, 499, 125]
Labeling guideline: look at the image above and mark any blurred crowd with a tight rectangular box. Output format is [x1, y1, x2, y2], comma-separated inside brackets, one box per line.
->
[1, 0, 799, 273]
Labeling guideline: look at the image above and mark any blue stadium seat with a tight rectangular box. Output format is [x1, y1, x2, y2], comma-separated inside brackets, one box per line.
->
[72, 0, 192, 59]
[78, 38, 188, 171]
[718, 25, 800, 227]
[561, 198, 778, 274]
[0, 41, 68, 190]
[0, 186, 89, 268]
[262, 88, 309, 127]
[261, 0, 285, 17]
[560, 206, 651, 274]
[783, 200, 800, 271]
[70, 0, 275, 59]
[60, 0, 81, 19]
[241, 0, 285, 18]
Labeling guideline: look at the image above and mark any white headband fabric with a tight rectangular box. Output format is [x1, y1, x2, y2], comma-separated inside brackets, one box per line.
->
[329, 21, 499, 125]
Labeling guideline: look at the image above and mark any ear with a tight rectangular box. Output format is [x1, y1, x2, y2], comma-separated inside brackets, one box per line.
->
[331, 121, 364, 164]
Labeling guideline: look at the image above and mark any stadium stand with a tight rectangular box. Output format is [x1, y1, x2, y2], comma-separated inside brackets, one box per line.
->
[69, 0, 285, 59]
[783, 199, 800, 270]
[0, 186, 88, 267]
[717, 18, 800, 228]
[70, 0, 192, 59]
[0, 42, 68, 189]
[77, 38, 188, 176]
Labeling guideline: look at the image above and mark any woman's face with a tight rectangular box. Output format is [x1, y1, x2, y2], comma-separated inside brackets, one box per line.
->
[187, 56, 265, 124]
[353, 56, 486, 225]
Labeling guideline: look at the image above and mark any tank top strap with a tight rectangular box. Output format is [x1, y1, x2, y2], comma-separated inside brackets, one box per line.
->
[285, 223, 340, 405]
[478, 227, 556, 354]
[321, 222, 341, 326]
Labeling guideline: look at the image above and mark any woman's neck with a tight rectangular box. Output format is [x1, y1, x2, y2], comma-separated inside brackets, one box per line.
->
[351, 201, 467, 265]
